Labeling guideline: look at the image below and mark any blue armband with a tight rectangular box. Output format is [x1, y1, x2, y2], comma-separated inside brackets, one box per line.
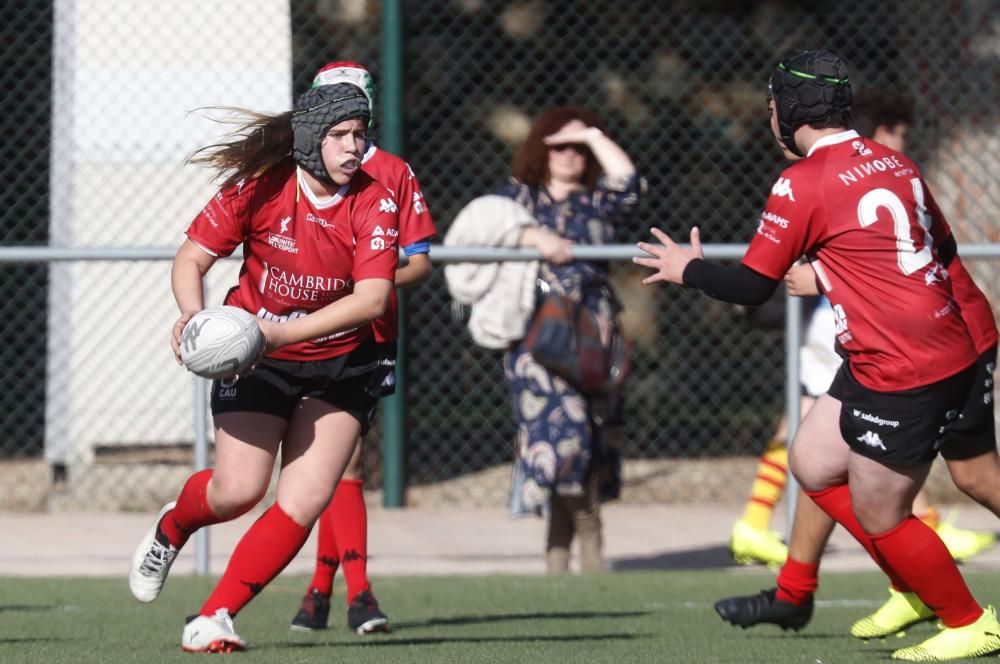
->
[403, 241, 431, 257]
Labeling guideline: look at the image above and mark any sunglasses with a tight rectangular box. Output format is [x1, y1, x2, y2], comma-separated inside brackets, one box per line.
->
[549, 143, 589, 154]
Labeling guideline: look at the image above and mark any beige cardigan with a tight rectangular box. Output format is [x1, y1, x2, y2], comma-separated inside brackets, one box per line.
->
[443, 195, 539, 349]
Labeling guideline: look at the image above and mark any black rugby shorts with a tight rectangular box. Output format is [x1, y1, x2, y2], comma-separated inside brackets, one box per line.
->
[830, 361, 976, 467]
[210, 338, 384, 434]
[940, 345, 997, 461]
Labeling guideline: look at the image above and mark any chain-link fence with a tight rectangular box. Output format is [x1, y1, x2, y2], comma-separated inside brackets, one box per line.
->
[1, 0, 997, 510]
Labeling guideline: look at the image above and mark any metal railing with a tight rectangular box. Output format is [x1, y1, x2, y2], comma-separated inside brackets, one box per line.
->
[2, 242, 996, 572]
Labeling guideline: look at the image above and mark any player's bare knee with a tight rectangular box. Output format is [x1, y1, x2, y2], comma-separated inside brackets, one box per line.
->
[852, 494, 907, 534]
[788, 453, 833, 493]
[208, 477, 266, 518]
[279, 486, 332, 526]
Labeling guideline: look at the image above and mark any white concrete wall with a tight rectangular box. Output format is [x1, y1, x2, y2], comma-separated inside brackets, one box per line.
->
[47, 0, 291, 462]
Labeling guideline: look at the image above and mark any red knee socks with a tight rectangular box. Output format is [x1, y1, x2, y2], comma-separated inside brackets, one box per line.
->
[776, 557, 819, 606]
[871, 516, 982, 628]
[804, 485, 908, 591]
[159, 470, 224, 549]
[200, 503, 310, 617]
[807, 484, 982, 628]
[307, 500, 341, 597]
[308, 480, 370, 602]
[328, 479, 370, 604]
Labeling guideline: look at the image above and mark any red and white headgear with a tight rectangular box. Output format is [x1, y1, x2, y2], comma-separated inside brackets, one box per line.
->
[312, 61, 376, 127]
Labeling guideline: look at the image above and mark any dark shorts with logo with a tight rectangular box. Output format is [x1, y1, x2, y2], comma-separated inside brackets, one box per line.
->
[830, 361, 976, 467]
[939, 345, 997, 461]
[210, 338, 395, 434]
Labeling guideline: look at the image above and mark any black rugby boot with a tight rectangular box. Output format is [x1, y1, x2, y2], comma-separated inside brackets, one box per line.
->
[714, 587, 813, 631]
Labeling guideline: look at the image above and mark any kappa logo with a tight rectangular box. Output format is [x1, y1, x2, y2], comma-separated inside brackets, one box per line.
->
[771, 177, 796, 201]
[379, 197, 398, 213]
[279, 216, 291, 234]
[924, 262, 948, 287]
[240, 580, 264, 596]
[857, 431, 886, 450]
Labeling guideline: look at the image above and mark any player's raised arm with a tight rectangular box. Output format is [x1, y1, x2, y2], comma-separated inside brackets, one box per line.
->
[635, 226, 782, 305]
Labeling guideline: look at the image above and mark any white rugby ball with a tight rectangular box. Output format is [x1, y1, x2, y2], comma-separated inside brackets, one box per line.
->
[180, 306, 265, 379]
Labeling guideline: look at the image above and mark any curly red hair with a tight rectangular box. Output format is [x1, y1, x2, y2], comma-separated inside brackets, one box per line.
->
[511, 106, 607, 189]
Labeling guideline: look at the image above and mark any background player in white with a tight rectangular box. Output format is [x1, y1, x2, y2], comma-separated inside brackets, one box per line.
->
[289, 61, 437, 636]
[128, 81, 400, 653]
[636, 50, 1000, 661]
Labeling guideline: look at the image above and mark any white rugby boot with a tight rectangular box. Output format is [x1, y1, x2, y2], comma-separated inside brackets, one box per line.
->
[128, 501, 178, 603]
[181, 608, 247, 653]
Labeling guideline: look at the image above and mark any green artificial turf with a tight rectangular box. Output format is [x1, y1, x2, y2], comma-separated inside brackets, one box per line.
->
[4, 569, 1000, 663]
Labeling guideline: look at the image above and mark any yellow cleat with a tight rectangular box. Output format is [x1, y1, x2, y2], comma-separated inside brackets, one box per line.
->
[891, 605, 1000, 661]
[730, 519, 788, 567]
[936, 520, 997, 563]
[852, 588, 936, 640]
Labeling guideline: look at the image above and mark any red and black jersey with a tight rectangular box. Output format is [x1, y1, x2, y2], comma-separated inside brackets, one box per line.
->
[949, 255, 999, 354]
[743, 130, 976, 391]
[360, 144, 437, 343]
[186, 161, 399, 361]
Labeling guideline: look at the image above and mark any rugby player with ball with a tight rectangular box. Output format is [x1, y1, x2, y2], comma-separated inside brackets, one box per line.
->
[128, 78, 399, 653]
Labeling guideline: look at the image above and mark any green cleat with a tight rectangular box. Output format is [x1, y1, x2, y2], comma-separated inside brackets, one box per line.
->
[729, 519, 788, 567]
[891, 605, 1000, 661]
[852, 588, 936, 640]
[936, 521, 997, 563]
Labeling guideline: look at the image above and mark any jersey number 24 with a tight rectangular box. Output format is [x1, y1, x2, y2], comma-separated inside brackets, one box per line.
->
[857, 178, 934, 276]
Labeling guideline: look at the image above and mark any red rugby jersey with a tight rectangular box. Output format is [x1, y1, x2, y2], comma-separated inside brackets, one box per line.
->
[743, 130, 976, 391]
[360, 144, 437, 343]
[949, 255, 999, 354]
[186, 161, 399, 361]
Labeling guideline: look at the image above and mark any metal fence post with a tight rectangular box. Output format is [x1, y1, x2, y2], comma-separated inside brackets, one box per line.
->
[784, 291, 802, 541]
[193, 377, 210, 575]
[379, 0, 406, 508]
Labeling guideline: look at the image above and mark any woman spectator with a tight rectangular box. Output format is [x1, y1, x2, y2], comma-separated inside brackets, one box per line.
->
[499, 106, 642, 573]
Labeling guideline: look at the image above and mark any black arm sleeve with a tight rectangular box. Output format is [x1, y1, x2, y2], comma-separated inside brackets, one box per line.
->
[937, 233, 957, 267]
[681, 259, 782, 306]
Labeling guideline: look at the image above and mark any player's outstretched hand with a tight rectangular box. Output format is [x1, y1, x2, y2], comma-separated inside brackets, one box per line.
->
[634, 227, 704, 285]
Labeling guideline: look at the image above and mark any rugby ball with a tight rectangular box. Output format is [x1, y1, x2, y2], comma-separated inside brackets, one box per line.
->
[180, 306, 265, 379]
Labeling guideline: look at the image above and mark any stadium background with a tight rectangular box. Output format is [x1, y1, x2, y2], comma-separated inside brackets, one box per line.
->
[1, 0, 997, 512]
